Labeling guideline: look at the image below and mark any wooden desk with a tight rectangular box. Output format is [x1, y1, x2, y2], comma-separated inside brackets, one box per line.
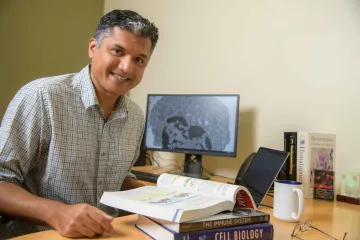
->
[261, 197, 360, 239]
[11, 174, 360, 240]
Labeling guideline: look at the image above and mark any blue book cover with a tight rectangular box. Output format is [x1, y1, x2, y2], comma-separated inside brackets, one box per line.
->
[136, 215, 273, 240]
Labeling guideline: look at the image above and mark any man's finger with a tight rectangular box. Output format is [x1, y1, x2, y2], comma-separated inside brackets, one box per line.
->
[78, 224, 97, 238]
[87, 208, 114, 233]
[65, 230, 83, 238]
[82, 214, 104, 235]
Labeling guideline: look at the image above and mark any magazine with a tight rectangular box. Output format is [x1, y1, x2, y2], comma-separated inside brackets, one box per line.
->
[100, 173, 256, 223]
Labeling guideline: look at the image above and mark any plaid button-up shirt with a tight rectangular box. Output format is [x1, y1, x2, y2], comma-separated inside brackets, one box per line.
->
[0, 65, 144, 238]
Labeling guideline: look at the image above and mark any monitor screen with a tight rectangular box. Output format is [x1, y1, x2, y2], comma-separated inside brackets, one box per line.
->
[143, 94, 240, 157]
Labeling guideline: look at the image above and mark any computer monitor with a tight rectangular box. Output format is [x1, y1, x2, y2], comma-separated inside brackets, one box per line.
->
[143, 94, 240, 179]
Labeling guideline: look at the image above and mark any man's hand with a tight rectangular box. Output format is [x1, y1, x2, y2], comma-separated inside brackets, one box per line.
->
[0, 183, 115, 238]
[51, 203, 114, 238]
[121, 177, 145, 191]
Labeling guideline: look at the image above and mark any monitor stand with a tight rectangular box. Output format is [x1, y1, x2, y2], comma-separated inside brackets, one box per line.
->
[174, 154, 210, 180]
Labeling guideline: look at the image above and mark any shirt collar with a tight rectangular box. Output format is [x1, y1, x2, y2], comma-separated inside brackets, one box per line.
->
[74, 65, 129, 118]
[113, 95, 129, 119]
[74, 64, 98, 109]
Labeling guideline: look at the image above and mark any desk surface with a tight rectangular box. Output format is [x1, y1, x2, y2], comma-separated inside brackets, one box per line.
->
[11, 170, 360, 240]
[12, 199, 360, 240]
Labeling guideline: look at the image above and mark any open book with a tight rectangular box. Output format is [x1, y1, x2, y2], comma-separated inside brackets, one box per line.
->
[100, 173, 256, 223]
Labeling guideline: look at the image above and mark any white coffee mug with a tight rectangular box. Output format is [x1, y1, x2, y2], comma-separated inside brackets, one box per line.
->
[273, 180, 304, 222]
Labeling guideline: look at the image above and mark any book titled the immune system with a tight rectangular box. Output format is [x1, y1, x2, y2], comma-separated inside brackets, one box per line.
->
[136, 214, 273, 240]
[145, 207, 270, 233]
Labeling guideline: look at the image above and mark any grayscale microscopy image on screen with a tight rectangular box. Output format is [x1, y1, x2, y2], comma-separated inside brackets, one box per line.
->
[145, 95, 239, 154]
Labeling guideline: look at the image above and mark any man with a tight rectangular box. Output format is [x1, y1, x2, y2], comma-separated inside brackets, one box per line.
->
[0, 9, 159, 238]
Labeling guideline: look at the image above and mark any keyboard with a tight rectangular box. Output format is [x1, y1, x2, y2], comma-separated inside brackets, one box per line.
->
[131, 170, 160, 183]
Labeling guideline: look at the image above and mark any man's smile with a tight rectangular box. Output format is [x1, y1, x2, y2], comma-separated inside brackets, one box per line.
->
[111, 72, 130, 82]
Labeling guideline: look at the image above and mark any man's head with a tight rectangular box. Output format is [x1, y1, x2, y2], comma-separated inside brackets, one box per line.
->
[89, 10, 159, 98]
[94, 10, 159, 52]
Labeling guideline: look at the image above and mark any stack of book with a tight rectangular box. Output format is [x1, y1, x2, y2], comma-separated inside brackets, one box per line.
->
[100, 173, 274, 240]
[136, 208, 272, 240]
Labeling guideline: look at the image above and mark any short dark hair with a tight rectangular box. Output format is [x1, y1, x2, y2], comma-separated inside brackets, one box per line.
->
[94, 10, 159, 52]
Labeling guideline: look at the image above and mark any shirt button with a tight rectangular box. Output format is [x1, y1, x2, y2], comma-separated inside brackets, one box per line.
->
[101, 152, 106, 157]
[98, 181, 103, 185]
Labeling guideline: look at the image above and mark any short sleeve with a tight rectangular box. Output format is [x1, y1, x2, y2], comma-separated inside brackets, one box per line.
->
[0, 84, 47, 185]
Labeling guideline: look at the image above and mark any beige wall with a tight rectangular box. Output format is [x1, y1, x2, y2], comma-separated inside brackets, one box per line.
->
[105, 0, 360, 191]
[0, 0, 104, 119]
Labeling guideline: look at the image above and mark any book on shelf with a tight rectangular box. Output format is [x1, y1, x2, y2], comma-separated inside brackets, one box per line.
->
[287, 132, 297, 181]
[279, 132, 336, 198]
[144, 207, 270, 233]
[277, 132, 297, 181]
[100, 173, 257, 223]
[136, 215, 274, 240]
[297, 132, 336, 198]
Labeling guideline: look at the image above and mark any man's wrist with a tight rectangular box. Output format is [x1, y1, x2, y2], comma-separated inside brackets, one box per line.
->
[40, 199, 66, 227]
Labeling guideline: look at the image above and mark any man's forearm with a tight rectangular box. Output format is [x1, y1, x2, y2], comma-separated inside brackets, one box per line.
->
[121, 177, 144, 191]
[0, 182, 63, 226]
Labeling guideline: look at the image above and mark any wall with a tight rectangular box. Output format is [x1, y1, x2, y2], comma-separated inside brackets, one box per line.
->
[0, 0, 104, 119]
[105, 0, 360, 191]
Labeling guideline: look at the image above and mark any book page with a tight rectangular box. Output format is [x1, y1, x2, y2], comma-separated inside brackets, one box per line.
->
[156, 173, 241, 204]
[109, 186, 229, 209]
[100, 186, 235, 222]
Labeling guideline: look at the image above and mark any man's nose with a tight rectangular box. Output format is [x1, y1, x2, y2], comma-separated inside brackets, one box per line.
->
[118, 56, 133, 74]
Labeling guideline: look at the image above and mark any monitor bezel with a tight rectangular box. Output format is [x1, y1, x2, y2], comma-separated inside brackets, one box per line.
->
[143, 94, 240, 158]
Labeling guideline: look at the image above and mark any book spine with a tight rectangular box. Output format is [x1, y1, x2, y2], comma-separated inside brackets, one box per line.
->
[288, 132, 297, 181]
[176, 223, 273, 240]
[284, 132, 290, 180]
[278, 132, 289, 180]
[179, 214, 270, 233]
[297, 132, 310, 197]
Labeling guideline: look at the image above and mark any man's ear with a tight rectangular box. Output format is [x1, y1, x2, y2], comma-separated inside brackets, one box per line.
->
[89, 38, 97, 58]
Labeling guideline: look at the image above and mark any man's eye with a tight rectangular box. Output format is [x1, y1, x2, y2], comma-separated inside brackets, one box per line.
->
[135, 57, 144, 64]
[112, 49, 122, 54]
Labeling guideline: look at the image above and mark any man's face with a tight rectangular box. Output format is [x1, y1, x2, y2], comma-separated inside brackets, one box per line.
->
[89, 27, 152, 97]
